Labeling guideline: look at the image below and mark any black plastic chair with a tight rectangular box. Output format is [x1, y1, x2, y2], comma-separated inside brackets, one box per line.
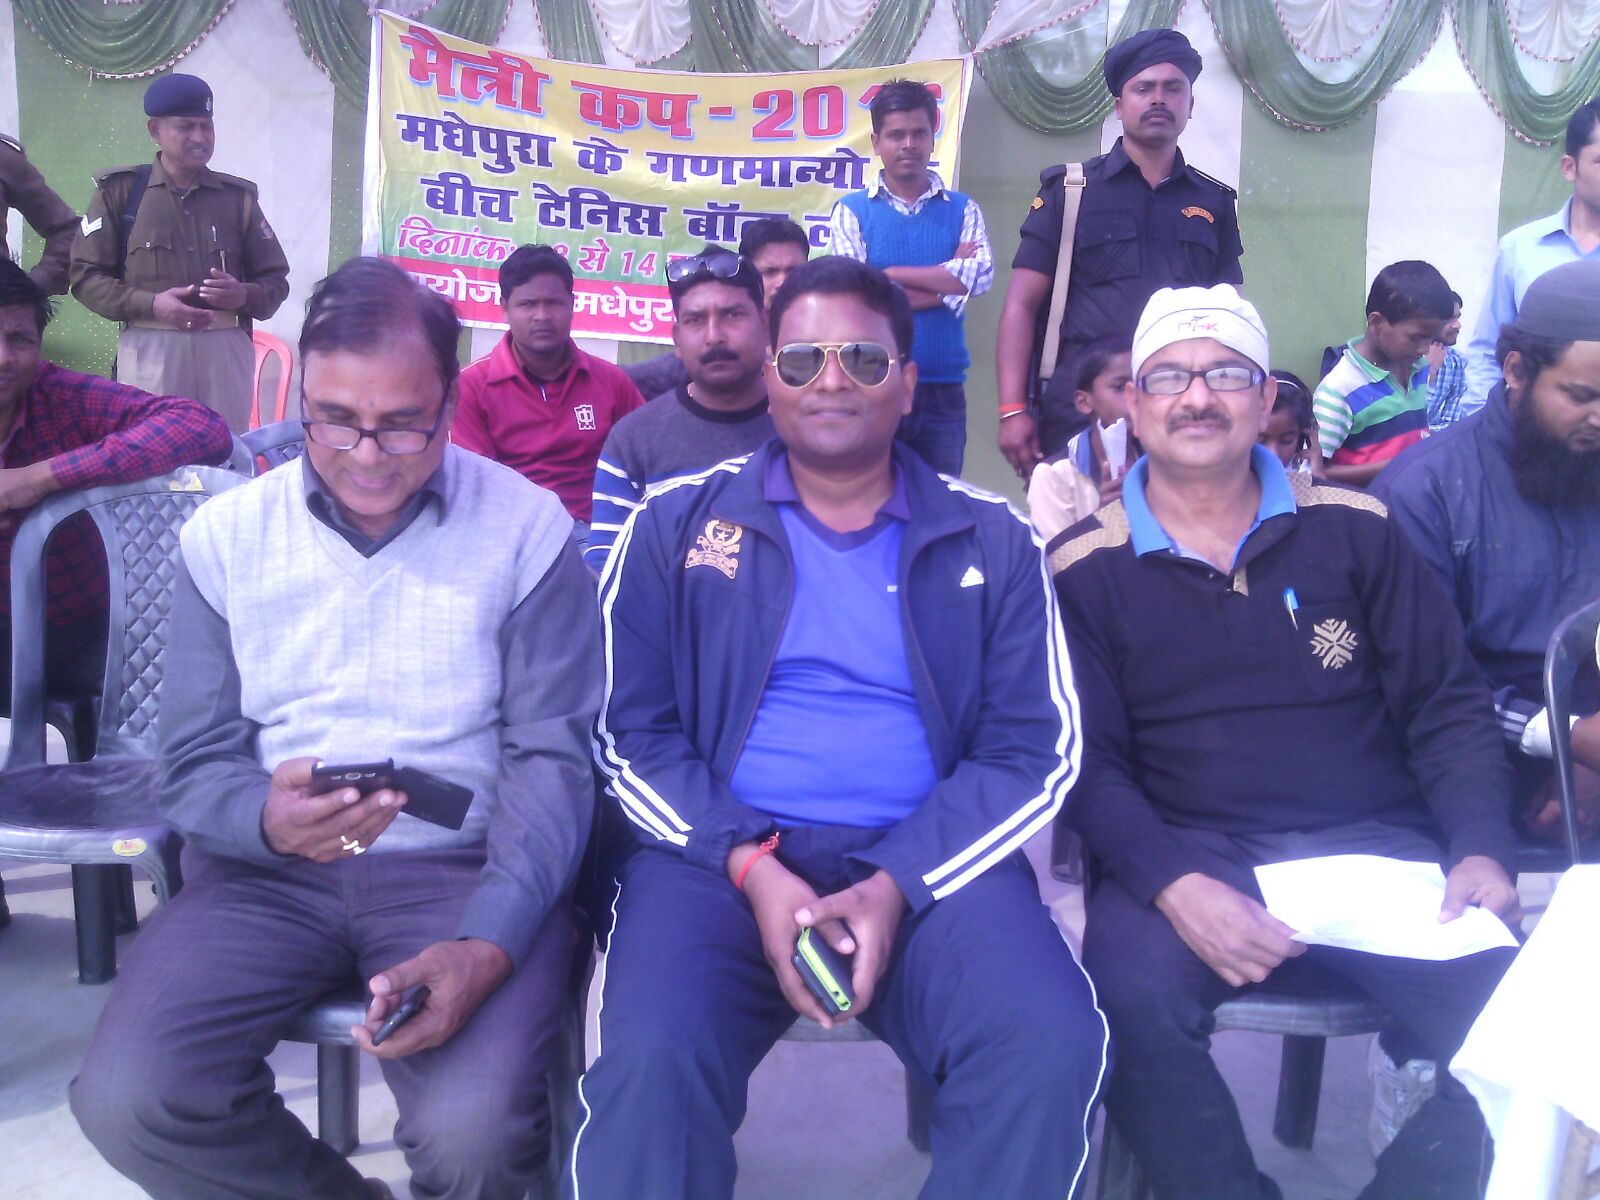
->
[1096, 980, 1392, 1199]
[280, 991, 366, 1156]
[16, 441, 248, 764]
[1543, 595, 1600, 867]
[241, 419, 305, 473]
[0, 466, 247, 982]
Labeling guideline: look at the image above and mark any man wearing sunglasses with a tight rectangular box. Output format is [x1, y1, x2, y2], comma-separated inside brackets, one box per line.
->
[586, 245, 776, 572]
[1050, 284, 1518, 1200]
[73, 259, 603, 1200]
[574, 256, 1106, 1198]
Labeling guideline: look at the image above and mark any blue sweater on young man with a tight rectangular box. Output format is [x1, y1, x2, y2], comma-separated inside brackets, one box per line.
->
[839, 187, 971, 384]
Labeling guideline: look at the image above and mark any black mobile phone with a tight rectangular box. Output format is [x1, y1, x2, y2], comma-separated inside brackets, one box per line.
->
[392, 766, 474, 831]
[311, 760, 395, 797]
[370, 985, 430, 1047]
[792, 927, 855, 1016]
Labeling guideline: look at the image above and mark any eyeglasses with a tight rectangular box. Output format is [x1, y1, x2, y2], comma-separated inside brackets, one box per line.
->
[665, 250, 747, 287]
[1137, 365, 1264, 396]
[301, 397, 448, 456]
[771, 342, 898, 389]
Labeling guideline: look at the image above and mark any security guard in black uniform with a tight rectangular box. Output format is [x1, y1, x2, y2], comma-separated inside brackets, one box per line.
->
[995, 29, 1243, 471]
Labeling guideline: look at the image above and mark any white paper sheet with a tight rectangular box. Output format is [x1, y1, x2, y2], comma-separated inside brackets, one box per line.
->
[1254, 855, 1519, 961]
[1098, 418, 1128, 480]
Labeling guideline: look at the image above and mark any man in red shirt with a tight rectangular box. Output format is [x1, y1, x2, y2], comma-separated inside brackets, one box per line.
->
[453, 245, 644, 545]
[0, 255, 233, 926]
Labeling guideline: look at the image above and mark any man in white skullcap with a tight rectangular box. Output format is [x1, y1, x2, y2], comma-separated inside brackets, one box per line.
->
[1049, 284, 1522, 1200]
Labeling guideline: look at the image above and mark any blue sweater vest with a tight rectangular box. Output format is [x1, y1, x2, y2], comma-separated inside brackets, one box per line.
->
[840, 188, 970, 384]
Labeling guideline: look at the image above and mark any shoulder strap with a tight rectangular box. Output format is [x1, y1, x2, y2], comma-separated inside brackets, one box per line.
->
[114, 163, 154, 281]
[1039, 163, 1086, 385]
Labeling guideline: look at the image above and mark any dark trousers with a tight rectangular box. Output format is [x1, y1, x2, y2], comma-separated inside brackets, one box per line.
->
[1083, 826, 1513, 1200]
[897, 380, 967, 477]
[567, 834, 1108, 1200]
[70, 846, 577, 1200]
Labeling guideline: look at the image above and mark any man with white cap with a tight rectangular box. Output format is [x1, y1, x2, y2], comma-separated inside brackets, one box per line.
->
[1050, 284, 1520, 1200]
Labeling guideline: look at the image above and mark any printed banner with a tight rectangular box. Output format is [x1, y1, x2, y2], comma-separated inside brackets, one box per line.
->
[363, 10, 970, 342]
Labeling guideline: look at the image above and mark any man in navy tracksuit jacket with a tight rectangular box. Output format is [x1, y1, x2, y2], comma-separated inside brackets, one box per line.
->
[570, 257, 1107, 1200]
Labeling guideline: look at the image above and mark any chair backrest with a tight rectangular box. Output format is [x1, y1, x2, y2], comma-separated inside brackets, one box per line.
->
[240, 418, 306, 473]
[6, 466, 249, 767]
[250, 330, 294, 429]
[1544, 595, 1600, 866]
[224, 435, 255, 475]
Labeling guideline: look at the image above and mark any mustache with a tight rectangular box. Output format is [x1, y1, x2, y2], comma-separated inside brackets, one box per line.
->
[699, 348, 738, 364]
[1167, 408, 1230, 432]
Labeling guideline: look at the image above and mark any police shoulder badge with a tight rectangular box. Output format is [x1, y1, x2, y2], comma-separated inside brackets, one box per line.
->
[686, 519, 743, 579]
[1180, 206, 1215, 223]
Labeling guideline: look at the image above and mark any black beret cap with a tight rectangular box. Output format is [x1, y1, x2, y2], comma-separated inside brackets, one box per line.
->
[1104, 29, 1202, 97]
[144, 74, 213, 119]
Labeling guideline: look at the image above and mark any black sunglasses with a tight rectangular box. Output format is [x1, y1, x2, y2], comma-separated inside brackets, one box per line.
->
[665, 250, 748, 286]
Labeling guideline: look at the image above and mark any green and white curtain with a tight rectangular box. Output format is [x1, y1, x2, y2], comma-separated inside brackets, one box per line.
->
[8, 1, 1600, 141]
[0, 0, 1595, 493]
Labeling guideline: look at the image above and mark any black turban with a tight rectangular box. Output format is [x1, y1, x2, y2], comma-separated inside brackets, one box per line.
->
[1104, 29, 1202, 97]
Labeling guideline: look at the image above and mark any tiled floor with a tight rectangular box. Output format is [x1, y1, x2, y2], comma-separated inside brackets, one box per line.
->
[2, 836, 1393, 1199]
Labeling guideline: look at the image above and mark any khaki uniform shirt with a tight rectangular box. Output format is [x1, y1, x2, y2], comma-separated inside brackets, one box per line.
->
[70, 156, 289, 325]
[0, 134, 78, 296]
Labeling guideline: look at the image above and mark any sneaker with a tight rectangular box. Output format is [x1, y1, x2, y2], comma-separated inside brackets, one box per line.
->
[1367, 1035, 1436, 1156]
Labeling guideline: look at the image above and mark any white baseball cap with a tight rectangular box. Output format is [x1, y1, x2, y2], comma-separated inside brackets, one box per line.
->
[1131, 284, 1270, 382]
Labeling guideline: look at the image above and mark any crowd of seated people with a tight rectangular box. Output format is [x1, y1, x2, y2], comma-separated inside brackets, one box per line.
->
[4, 27, 1600, 1200]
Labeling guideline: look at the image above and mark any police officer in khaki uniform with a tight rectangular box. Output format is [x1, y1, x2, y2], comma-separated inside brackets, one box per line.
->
[71, 73, 290, 433]
[0, 134, 77, 296]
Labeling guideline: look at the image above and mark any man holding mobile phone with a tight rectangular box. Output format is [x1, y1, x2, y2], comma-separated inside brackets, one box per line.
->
[70, 258, 603, 1200]
[575, 257, 1108, 1199]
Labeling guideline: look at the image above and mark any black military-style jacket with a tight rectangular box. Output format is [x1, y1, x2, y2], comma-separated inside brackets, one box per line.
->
[1013, 137, 1243, 383]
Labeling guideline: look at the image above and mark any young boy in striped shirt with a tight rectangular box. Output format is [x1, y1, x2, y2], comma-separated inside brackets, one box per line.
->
[1314, 260, 1452, 487]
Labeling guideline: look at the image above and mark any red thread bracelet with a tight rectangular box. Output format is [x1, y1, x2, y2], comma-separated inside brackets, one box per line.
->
[734, 832, 781, 892]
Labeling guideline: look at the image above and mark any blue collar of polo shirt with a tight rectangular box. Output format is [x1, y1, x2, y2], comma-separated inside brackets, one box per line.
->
[763, 446, 913, 521]
[1122, 443, 1296, 559]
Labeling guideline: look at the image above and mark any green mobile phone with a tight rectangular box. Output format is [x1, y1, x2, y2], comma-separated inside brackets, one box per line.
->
[793, 926, 854, 1015]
